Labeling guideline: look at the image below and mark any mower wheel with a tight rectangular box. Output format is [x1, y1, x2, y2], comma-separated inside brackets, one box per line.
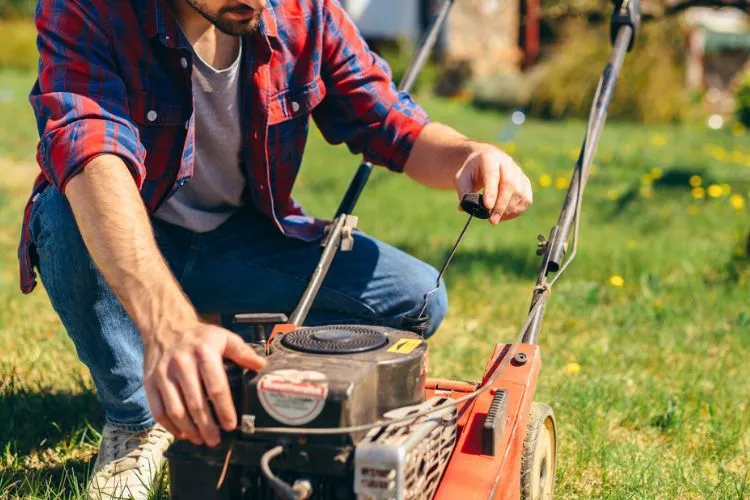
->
[520, 402, 557, 500]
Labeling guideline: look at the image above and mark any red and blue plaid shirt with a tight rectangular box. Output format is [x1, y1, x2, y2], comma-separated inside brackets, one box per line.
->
[19, 0, 429, 293]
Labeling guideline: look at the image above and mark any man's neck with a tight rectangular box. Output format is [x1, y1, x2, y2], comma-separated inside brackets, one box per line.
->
[169, 0, 240, 70]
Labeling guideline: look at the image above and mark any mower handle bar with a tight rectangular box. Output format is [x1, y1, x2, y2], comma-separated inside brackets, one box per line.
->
[522, 2, 639, 344]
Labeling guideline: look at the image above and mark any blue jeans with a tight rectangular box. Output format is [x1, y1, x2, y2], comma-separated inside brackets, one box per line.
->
[29, 187, 448, 431]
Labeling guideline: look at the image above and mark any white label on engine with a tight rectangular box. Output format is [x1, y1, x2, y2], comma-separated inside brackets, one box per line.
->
[257, 369, 329, 425]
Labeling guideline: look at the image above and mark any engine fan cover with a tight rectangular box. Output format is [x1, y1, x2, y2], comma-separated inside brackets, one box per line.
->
[281, 325, 388, 354]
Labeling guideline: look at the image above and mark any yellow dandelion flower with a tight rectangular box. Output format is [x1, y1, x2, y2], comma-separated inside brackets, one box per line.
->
[639, 185, 653, 198]
[609, 275, 625, 287]
[731, 151, 744, 163]
[712, 148, 727, 161]
[687, 204, 700, 215]
[555, 177, 570, 190]
[730, 194, 745, 210]
[731, 122, 746, 136]
[721, 184, 732, 196]
[707, 184, 723, 198]
[502, 141, 517, 155]
[641, 174, 654, 186]
[607, 189, 620, 200]
[569, 149, 579, 161]
[627, 240, 638, 249]
[565, 362, 581, 375]
[650, 134, 667, 147]
[692, 187, 705, 199]
[650, 167, 663, 179]
[539, 174, 552, 188]
[689, 175, 702, 187]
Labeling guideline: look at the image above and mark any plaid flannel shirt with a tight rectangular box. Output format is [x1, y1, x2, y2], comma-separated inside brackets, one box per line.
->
[19, 0, 429, 293]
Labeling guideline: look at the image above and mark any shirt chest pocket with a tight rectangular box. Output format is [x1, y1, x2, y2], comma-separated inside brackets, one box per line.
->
[265, 78, 327, 190]
[128, 92, 184, 127]
[127, 92, 187, 178]
[267, 77, 326, 127]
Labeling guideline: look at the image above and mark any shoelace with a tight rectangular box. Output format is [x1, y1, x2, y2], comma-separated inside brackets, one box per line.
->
[101, 426, 170, 474]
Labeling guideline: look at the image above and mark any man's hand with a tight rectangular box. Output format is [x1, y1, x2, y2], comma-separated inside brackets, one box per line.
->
[403, 123, 533, 223]
[454, 143, 533, 225]
[143, 322, 266, 447]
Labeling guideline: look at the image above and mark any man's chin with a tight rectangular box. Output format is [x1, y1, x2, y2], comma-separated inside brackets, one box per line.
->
[214, 13, 262, 36]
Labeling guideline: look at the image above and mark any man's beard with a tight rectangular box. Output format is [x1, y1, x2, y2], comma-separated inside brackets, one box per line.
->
[185, 0, 263, 36]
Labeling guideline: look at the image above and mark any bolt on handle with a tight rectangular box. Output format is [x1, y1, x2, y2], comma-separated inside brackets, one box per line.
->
[460, 193, 492, 219]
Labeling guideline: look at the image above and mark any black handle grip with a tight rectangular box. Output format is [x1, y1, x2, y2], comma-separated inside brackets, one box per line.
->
[335, 162, 372, 217]
[460, 193, 492, 219]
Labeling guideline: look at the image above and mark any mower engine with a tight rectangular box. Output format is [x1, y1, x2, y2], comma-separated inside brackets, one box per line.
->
[167, 325, 458, 500]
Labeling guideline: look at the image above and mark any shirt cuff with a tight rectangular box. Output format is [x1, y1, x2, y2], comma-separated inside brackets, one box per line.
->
[363, 92, 430, 173]
[39, 118, 147, 193]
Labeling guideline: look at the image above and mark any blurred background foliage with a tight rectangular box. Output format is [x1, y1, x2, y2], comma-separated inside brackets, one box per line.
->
[736, 67, 750, 125]
[527, 18, 691, 123]
[0, 0, 34, 18]
[1, 19, 37, 72]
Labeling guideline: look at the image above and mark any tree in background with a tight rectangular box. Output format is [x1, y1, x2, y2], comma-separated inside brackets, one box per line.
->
[527, 0, 749, 122]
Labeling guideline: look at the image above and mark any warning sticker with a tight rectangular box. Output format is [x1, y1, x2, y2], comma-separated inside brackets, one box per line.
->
[257, 370, 328, 426]
[387, 339, 423, 354]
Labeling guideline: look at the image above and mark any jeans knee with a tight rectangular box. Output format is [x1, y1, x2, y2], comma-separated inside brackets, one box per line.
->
[394, 263, 448, 339]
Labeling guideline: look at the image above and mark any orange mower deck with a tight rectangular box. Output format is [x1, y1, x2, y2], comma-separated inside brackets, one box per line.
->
[428, 344, 543, 499]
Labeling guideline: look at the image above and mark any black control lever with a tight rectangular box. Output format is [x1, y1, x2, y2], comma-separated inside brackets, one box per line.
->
[407, 193, 489, 335]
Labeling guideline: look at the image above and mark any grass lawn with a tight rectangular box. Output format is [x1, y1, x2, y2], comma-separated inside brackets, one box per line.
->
[1, 67, 748, 498]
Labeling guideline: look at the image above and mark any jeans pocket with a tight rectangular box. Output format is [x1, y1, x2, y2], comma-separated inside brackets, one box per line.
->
[28, 187, 54, 249]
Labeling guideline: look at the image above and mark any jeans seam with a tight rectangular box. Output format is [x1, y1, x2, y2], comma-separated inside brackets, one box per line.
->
[178, 248, 200, 284]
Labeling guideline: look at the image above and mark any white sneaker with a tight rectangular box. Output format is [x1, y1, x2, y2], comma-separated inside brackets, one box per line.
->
[87, 423, 174, 500]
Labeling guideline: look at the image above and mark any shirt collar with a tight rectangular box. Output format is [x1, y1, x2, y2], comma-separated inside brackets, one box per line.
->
[259, 6, 278, 38]
[145, 0, 278, 48]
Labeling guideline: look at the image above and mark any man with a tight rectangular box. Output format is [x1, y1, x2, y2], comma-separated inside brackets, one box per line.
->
[20, 0, 532, 497]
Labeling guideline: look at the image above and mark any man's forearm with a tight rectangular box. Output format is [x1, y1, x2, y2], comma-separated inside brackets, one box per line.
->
[403, 122, 474, 189]
[65, 155, 198, 342]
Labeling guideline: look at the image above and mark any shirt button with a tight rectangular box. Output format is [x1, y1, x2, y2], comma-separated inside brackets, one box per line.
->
[291, 101, 300, 113]
[180, 57, 188, 69]
[184, 120, 189, 130]
[147, 110, 158, 122]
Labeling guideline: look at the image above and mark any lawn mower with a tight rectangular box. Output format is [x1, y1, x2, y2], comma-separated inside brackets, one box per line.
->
[165, 0, 641, 498]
